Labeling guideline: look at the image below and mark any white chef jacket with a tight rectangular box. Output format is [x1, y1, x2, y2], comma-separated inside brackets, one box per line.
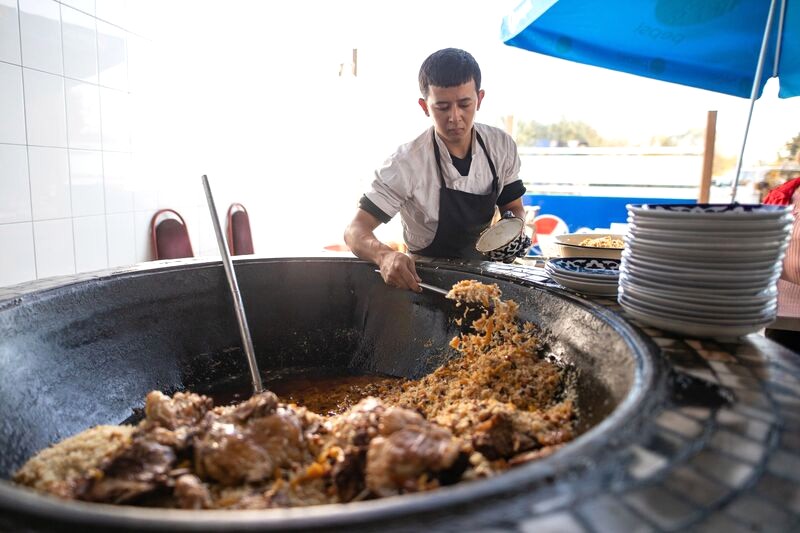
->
[362, 123, 524, 251]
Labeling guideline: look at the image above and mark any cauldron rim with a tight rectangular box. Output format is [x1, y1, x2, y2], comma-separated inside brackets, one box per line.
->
[0, 257, 660, 530]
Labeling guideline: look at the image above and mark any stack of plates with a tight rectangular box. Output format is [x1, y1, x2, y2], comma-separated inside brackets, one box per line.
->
[546, 257, 620, 296]
[620, 203, 793, 338]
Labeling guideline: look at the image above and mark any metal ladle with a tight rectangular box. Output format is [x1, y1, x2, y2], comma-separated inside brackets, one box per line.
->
[201, 175, 263, 394]
[373, 269, 449, 295]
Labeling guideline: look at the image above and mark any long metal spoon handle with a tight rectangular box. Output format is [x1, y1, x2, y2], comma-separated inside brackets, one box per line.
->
[418, 282, 449, 296]
[373, 269, 448, 295]
[202, 175, 263, 394]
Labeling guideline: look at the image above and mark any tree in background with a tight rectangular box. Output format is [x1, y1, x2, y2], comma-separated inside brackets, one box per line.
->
[714, 152, 737, 178]
[785, 132, 800, 160]
[510, 118, 710, 148]
[512, 118, 611, 147]
[650, 127, 705, 148]
[752, 132, 800, 201]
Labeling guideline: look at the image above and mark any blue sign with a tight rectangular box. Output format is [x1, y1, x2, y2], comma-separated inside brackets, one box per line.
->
[522, 194, 696, 232]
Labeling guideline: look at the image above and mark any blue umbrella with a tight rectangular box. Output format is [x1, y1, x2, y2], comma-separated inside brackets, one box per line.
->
[501, 0, 800, 196]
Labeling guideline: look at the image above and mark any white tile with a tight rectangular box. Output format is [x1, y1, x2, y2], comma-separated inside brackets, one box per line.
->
[19, 0, 63, 75]
[28, 146, 71, 220]
[133, 209, 152, 262]
[134, 186, 158, 213]
[123, 0, 152, 35]
[0, 63, 26, 144]
[193, 207, 216, 257]
[126, 35, 151, 95]
[61, 4, 98, 83]
[106, 211, 135, 267]
[0, 144, 32, 223]
[128, 91, 152, 154]
[132, 154, 157, 212]
[99, 87, 130, 151]
[23, 68, 68, 147]
[95, 0, 125, 27]
[73, 214, 107, 272]
[0, 0, 21, 64]
[69, 149, 104, 216]
[33, 218, 75, 278]
[60, 0, 94, 16]
[65, 79, 101, 149]
[97, 20, 127, 91]
[102, 150, 132, 213]
[0, 222, 36, 286]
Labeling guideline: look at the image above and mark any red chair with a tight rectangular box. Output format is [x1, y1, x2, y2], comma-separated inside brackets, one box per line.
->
[227, 203, 254, 255]
[150, 209, 194, 260]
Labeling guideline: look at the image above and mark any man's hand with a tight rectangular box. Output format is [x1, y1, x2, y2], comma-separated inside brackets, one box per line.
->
[498, 201, 531, 263]
[378, 251, 422, 292]
[344, 209, 421, 292]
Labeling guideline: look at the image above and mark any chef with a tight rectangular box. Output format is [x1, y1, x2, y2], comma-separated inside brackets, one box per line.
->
[344, 48, 529, 292]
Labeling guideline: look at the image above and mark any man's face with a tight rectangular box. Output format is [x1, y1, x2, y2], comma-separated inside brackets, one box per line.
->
[419, 80, 484, 146]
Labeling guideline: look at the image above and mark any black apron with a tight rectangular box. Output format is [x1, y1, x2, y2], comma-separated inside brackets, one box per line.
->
[411, 130, 500, 259]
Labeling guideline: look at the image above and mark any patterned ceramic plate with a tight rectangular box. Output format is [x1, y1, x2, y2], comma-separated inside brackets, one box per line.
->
[548, 271, 619, 296]
[618, 271, 776, 298]
[547, 258, 620, 278]
[619, 283, 776, 317]
[619, 292, 775, 326]
[627, 203, 791, 219]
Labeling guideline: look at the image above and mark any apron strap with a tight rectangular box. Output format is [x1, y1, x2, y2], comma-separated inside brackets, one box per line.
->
[432, 129, 499, 192]
[475, 132, 499, 194]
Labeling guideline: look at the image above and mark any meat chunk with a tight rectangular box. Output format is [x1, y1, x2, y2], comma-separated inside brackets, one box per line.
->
[324, 397, 386, 501]
[508, 445, 561, 467]
[330, 450, 366, 502]
[325, 396, 385, 448]
[80, 437, 176, 503]
[471, 412, 514, 460]
[142, 391, 212, 449]
[77, 392, 211, 503]
[365, 407, 462, 496]
[144, 390, 211, 428]
[174, 474, 212, 509]
[194, 392, 307, 485]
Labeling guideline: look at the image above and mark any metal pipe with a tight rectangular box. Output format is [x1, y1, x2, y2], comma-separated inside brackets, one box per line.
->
[731, 0, 782, 202]
[201, 175, 263, 395]
[773, 0, 787, 78]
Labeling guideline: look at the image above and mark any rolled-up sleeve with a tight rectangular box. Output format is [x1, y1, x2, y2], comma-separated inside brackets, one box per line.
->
[362, 157, 413, 222]
[497, 180, 526, 206]
[500, 132, 522, 186]
[495, 131, 525, 205]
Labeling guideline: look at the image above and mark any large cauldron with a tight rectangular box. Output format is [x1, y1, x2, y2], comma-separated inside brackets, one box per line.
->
[0, 257, 662, 532]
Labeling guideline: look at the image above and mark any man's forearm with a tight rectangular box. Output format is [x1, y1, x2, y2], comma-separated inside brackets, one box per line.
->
[344, 225, 394, 266]
[499, 198, 526, 220]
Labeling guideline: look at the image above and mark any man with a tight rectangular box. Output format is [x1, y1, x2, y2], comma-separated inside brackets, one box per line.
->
[344, 48, 528, 292]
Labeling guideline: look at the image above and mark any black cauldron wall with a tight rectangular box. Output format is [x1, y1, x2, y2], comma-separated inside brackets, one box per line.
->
[0, 258, 662, 532]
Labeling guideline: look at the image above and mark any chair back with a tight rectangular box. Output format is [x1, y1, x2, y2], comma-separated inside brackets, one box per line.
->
[227, 203, 254, 255]
[150, 209, 194, 260]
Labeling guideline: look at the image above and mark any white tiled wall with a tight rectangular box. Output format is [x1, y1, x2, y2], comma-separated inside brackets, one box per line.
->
[0, 0, 153, 287]
[0, 0, 423, 289]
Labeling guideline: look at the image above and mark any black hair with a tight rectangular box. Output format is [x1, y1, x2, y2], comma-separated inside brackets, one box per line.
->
[418, 48, 481, 98]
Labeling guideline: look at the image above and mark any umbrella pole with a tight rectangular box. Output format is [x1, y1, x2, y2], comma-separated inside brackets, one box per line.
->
[731, 0, 782, 203]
